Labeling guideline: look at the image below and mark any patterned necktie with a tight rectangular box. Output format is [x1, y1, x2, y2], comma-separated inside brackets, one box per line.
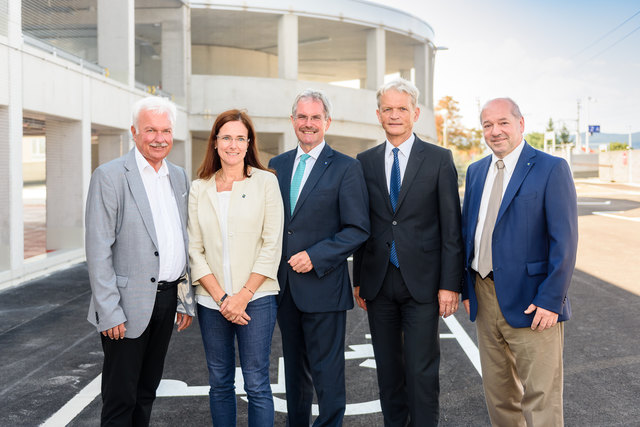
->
[290, 153, 311, 215]
[389, 148, 401, 268]
[478, 159, 505, 278]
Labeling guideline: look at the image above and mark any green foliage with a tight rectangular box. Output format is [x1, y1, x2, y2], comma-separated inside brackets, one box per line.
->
[609, 142, 629, 151]
[546, 118, 555, 132]
[558, 124, 572, 146]
[525, 132, 544, 149]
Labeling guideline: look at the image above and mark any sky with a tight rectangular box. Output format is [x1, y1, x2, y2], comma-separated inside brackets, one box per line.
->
[370, 0, 640, 135]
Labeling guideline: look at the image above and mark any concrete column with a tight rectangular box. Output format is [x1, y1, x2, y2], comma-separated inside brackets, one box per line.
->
[46, 119, 88, 251]
[1, 0, 24, 270]
[97, 0, 134, 86]
[161, 6, 190, 103]
[399, 69, 411, 81]
[98, 132, 128, 166]
[278, 14, 298, 80]
[167, 139, 186, 169]
[414, 43, 434, 108]
[278, 131, 298, 153]
[366, 27, 385, 91]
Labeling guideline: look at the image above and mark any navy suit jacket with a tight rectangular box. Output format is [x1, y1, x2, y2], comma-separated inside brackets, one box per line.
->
[268, 143, 370, 313]
[461, 142, 578, 328]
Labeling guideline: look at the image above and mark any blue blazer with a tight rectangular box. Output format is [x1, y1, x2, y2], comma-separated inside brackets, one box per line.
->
[268, 144, 370, 313]
[461, 142, 578, 328]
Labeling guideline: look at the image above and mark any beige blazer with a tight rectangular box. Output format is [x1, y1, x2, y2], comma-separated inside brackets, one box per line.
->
[188, 168, 284, 297]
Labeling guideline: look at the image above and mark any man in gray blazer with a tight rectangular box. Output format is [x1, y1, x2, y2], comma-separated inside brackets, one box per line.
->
[85, 96, 195, 426]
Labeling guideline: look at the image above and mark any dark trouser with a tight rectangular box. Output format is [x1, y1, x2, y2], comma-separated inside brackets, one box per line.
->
[100, 286, 177, 427]
[277, 284, 347, 427]
[366, 263, 440, 427]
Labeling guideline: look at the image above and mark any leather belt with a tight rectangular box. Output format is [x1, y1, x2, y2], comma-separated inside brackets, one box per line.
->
[157, 276, 185, 292]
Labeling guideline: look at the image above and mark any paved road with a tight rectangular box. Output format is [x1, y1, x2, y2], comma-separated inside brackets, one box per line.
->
[1, 180, 638, 426]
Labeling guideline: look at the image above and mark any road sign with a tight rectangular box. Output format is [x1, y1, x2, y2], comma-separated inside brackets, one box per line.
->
[589, 125, 600, 133]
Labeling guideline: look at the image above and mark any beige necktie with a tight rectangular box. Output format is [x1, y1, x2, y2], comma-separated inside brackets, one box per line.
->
[478, 159, 505, 278]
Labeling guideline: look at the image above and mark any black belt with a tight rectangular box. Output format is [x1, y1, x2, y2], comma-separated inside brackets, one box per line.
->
[157, 276, 185, 292]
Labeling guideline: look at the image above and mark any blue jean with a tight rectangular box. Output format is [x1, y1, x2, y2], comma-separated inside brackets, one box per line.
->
[198, 296, 277, 427]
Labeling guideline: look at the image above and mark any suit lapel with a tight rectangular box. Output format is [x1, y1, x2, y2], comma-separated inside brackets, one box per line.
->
[496, 142, 536, 225]
[395, 137, 425, 213]
[292, 144, 333, 219]
[124, 150, 159, 249]
[278, 150, 296, 220]
[468, 155, 492, 243]
[204, 178, 224, 233]
[371, 143, 393, 214]
[167, 163, 187, 230]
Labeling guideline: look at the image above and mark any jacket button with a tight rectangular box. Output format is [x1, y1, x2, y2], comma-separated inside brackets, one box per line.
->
[150, 278, 156, 283]
[392, 221, 397, 226]
[154, 251, 159, 256]
[288, 230, 292, 235]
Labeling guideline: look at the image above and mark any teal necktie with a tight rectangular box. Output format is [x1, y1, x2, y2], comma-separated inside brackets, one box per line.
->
[290, 154, 311, 215]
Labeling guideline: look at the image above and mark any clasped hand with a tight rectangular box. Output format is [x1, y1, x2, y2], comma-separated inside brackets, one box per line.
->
[220, 294, 251, 325]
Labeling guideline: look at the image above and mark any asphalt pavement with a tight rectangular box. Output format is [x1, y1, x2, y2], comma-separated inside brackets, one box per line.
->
[1, 182, 639, 426]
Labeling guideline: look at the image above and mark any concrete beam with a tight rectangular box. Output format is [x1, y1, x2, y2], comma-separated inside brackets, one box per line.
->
[414, 43, 434, 109]
[366, 27, 385, 91]
[98, 0, 135, 86]
[278, 14, 298, 80]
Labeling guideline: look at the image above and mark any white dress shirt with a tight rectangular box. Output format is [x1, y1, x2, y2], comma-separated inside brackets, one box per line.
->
[384, 134, 415, 193]
[290, 141, 326, 201]
[135, 147, 185, 282]
[471, 140, 526, 271]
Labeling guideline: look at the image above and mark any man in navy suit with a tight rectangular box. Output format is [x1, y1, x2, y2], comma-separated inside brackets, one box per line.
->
[353, 78, 463, 426]
[268, 89, 370, 427]
[461, 98, 578, 426]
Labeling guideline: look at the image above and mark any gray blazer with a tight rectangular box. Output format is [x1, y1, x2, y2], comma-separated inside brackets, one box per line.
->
[85, 148, 195, 339]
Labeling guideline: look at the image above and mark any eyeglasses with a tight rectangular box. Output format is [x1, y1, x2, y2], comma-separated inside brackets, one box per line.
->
[294, 114, 325, 123]
[216, 135, 250, 145]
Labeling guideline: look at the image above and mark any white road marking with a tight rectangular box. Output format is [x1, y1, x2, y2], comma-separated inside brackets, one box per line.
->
[577, 200, 611, 205]
[593, 211, 640, 222]
[40, 374, 101, 427]
[42, 315, 482, 422]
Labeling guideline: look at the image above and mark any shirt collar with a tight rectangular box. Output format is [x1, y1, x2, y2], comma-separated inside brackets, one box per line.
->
[135, 146, 169, 177]
[296, 140, 325, 161]
[491, 138, 525, 173]
[385, 133, 415, 159]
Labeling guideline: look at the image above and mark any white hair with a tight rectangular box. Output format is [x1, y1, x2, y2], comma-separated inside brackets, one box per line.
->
[131, 96, 177, 131]
[292, 89, 332, 120]
[376, 78, 420, 109]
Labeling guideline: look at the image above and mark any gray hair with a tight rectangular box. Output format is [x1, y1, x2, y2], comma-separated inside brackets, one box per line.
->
[376, 78, 420, 109]
[292, 89, 332, 120]
[132, 96, 177, 131]
[480, 98, 522, 123]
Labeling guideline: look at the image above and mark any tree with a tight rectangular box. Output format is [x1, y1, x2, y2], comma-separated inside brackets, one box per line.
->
[435, 96, 468, 149]
[546, 118, 555, 133]
[525, 132, 544, 149]
[558, 123, 572, 146]
[609, 142, 628, 151]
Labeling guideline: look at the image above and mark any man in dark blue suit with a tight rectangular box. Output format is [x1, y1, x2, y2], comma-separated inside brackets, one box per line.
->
[461, 98, 578, 426]
[268, 89, 370, 427]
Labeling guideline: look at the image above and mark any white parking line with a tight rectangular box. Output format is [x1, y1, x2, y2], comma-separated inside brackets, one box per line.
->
[577, 200, 611, 205]
[42, 315, 482, 423]
[593, 211, 640, 222]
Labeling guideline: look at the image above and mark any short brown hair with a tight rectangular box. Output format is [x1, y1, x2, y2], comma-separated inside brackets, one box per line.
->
[197, 109, 269, 180]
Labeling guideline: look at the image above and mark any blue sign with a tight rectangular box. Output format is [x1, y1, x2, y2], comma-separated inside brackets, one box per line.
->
[589, 125, 600, 133]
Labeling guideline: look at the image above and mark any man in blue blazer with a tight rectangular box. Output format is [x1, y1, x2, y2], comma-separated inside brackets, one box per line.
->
[461, 98, 578, 426]
[268, 89, 370, 427]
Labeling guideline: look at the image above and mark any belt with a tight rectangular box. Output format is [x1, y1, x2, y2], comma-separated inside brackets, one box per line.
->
[157, 276, 185, 292]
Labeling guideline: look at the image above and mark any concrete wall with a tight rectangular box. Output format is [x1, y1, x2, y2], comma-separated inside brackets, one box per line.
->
[599, 151, 640, 183]
[192, 45, 278, 78]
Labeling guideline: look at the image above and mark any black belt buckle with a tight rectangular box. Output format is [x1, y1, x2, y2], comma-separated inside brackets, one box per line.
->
[157, 276, 184, 292]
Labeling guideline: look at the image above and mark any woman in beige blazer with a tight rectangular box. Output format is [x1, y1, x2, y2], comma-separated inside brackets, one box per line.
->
[188, 109, 284, 427]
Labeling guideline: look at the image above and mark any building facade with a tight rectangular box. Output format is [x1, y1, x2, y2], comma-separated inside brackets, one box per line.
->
[0, 0, 439, 287]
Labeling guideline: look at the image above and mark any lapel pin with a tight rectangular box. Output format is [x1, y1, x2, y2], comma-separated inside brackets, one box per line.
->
[527, 162, 530, 166]
[242, 194, 246, 198]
